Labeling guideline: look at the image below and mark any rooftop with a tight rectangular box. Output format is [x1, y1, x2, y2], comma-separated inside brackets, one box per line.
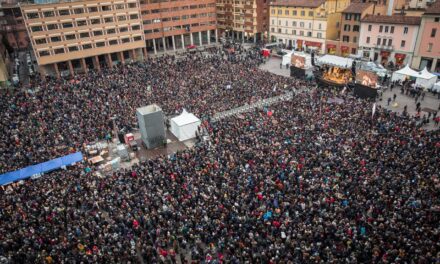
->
[424, 0, 440, 14]
[361, 14, 421, 25]
[342, 2, 373, 14]
[270, 0, 325, 8]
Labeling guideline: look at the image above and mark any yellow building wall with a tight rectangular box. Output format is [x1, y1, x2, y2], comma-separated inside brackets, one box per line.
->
[326, 12, 341, 41]
[324, 0, 351, 13]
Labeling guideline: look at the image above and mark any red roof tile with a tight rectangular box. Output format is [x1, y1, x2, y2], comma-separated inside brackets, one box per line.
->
[361, 14, 421, 25]
[270, 0, 326, 8]
[342, 2, 373, 14]
[424, 0, 440, 14]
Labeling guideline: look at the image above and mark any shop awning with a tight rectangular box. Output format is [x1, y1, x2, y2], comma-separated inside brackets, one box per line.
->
[305, 41, 322, 48]
[327, 44, 336, 49]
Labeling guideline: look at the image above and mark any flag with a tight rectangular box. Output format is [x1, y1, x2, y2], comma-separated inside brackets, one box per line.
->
[372, 103, 376, 119]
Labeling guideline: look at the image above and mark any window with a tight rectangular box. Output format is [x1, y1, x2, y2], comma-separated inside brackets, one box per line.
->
[107, 28, 116, 34]
[58, 9, 70, 16]
[382, 38, 387, 46]
[366, 36, 370, 44]
[31, 26, 43, 32]
[401, 40, 405, 47]
[431, 28, 437, 37]
[343, 35, 349, 42]
[131, 25, 140, 31]
[101, 5, 112, 11]
[317, 32, 322, 38]
[307, 31, 312, 37]
[68, 46, 78, 52]
[309, 11, 313, 17]
[345, 13, 351, 20]
[88, 6, 98, 12]
[271, 19, 274, 25]
[39, 50, 50, 57]
[435, 17, 440, 22]
[293, 10, 297, 16]
[285, 21, 288, 26]
[319, 23, 321, 30]
[109, 39, 118, 45]
[119, 27, 128, 33]
[118, 15, 126, 21]
[96, 42, 105, 47]
[128, 3, 137, 8]
[388, 39, 392, 46]
[43, 11, 54, 17]
[54, 48, 64, 54]
[104, 17, 114, 23]
[27, 12, 39, 19]
[130, 14, 139, 20]
[285, 10, 289, 15]
[292, 21, 297, 27]
[79, 32, 90, 38]
[82, 44, 92, 49]
[121, 38, 130, 43]
[293, 30, 296, 35]
[133, 36, 142, 41]
[368, 25, 372, 31]
[344, 24, 351, 31]
[74, 8, 84, 14]
[353, 25, 359, 32]
[301, 11, 305, 16]
[91, 18, 100, 25]
[300, 31, 304, 36]
[278, 20, 281, 25]
[77, 20, 87, 27]
[385, 26, 389, 33]
[271, 9, 275, 14]
[390, 26, 394, 33]
[300, 22, 304, 27]
[404, 27, 408, 34]
[50, 36, 61, 42]
[277, 10, 282, 15]
[65, 34, 76, 40]
[278, 28, 281, 33]
[379, 25, 383, 32]
[115, 4, 125, 10]
[309, 23, 312, 29]
[353, 36, 357, 43]
[352, 48, 356, 54]
[47, 24, 58, 30]
[428, 43, 433, 52]
[271, 28, 274, 32]
[35, 38, 47, 45]
[62, 22, 73, 28]
[377, 38, 381, 45]
[93, 30, 103, 36]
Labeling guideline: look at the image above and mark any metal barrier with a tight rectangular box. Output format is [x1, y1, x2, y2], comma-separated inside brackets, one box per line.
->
[212, 91, 294, 121]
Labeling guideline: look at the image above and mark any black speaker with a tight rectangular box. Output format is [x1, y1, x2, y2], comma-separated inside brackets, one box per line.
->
[118, 132, 124, 143]
[351, 60, 357, 75]
[311, 52, 315, 66]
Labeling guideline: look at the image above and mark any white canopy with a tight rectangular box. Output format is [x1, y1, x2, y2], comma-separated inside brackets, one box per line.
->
[432, 81, 440, 92]
[317, 55, 353, 69]
[282, 51, 294, 66]
[391, 64, 420, 81]
[416, 67, 438, 89]
[170, 109, 201, 141]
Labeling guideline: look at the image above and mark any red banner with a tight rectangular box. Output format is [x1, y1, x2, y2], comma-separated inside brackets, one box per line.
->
[327, 44, 336, 49]
[341, 46, 349, 52]
[305, 41, 322, 47]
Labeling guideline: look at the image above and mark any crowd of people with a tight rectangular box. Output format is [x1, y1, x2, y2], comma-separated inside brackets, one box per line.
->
[0, 47, 289, 173]
[0, 45, 439, 263]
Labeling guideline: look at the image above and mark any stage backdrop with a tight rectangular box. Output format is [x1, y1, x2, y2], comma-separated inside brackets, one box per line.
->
[291, 55, 305, 69]
[356, 70, 378, 88]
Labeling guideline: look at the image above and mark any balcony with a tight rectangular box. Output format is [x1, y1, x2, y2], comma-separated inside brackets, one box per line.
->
[375, 44, 394, 50]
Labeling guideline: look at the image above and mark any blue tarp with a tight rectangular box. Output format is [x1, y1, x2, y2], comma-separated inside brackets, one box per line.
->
[0, 152, 83, 186]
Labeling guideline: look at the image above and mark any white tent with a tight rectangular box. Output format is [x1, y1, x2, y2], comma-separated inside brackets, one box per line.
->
[415, 67, 438, 89]
[282, 51, 294, 66]
[391, 64, 420, 81]
[432, 81, 440, 92]
[170, 109, 201, 141]
[317, 55, 353, 69]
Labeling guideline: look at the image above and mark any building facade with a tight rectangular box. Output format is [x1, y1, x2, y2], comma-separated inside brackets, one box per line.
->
[141, 0, 218, 54]
[411, 1, 440, 72]
[359, 15, 421, 68]
[217, 0, 269, 42]
[269, 0, 350, 54]
[0, 1, 29, 50]
[21, 0, 146, 77]
[326, 2, 375, 57]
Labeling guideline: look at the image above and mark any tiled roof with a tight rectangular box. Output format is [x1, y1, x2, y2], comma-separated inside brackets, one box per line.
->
[342, 2, 373, 14]
[424, 0, 440, 14]
[270, 0, 326, 8]
[361, 14, 421, 25]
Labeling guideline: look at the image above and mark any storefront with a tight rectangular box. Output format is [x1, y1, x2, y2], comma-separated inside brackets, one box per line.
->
[394, 53, 406, 67]
[305, 41, 322, 54]
[380, 51, 390, 65]
[296, 40, 303, 51]
[341, 46, 349, 57]
[326, 44, 336, 55]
